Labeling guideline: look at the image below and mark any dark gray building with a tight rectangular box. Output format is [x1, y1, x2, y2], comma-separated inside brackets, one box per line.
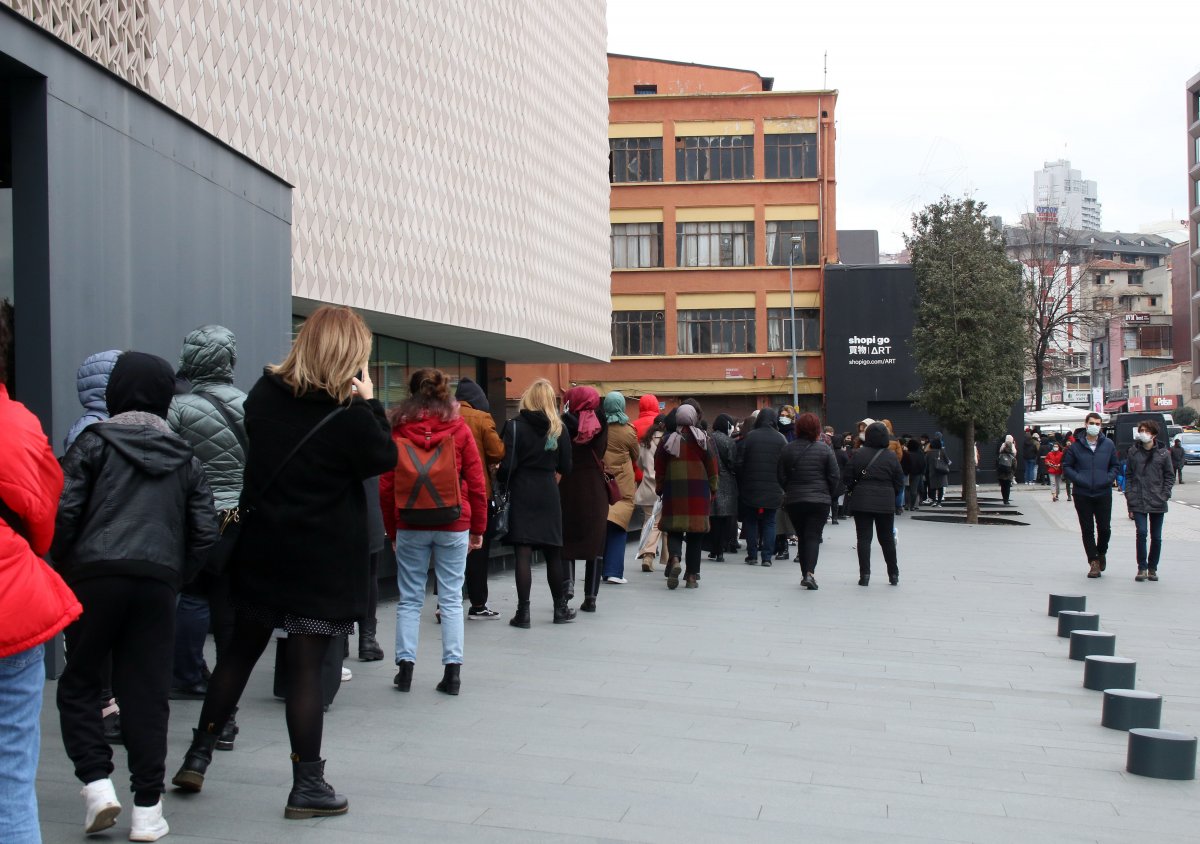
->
[1, 8, 292, 448]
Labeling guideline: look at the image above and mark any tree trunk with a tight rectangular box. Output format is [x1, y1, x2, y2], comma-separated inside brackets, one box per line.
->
[964, 419, 978, 524]
[1033, 356, 1044, 411]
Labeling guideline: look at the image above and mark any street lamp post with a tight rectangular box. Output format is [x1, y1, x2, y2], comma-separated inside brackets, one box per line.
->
[787, 236, 803, 410]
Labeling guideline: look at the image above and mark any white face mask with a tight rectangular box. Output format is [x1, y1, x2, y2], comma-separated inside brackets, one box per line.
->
[779, 417, 793, 427]
[1086, 424, 1101, 437]
[1135, 431, 1153, 444]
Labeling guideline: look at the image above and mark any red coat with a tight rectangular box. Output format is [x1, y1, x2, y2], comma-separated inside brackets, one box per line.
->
[1, 385, 81, 658]
[380, 413, 487, 536]
[632, 394, 660, 440]
[1045, 450, 1064, 475]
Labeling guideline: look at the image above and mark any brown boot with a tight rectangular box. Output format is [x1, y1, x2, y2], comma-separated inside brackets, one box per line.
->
[1087, 560, 1101, 578]
[640, 554, 654, 572]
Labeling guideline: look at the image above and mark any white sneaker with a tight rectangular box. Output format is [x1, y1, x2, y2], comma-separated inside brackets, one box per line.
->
[603, 576, 628, 584]
[81, 777, 121, 834]
[340, 666, 352, 682]
[129, 799, 169, 841]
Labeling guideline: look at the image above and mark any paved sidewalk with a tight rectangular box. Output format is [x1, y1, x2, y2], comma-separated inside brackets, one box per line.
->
[36, 485, 1200, 843]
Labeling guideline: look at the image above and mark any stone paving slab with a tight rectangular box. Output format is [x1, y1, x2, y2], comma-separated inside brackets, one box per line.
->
[36, 483, 1200, 842]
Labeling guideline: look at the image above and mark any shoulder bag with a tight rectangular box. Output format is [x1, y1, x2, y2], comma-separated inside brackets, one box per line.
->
[844, 447, 885, 507]
[933, 449, 951, 476]
[212, 404, 345, 573]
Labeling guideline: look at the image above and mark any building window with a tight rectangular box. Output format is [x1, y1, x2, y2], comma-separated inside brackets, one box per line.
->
[1149, 296, 1158, 307]
[1156, 382, 1165, 395]
[677, 309, 756, 354]
[1118, 295, 1135, 309]
[767, 220, 819, 265]
[611, 310, 665, 356]
[1139, 326, 1171, 350]
[609, 137, 663, 183]
[676, 221, 754, 267]
[1128, 271, 1143, 285]
[1067, 375, 1090, 390]
[611, 223, 663, 269]
[1133, 386, 1141, 398]
[633, 84, 657, 95]
[1093, 273, 1107, 285]
[764, 133, 817, 179]
[766, 308, 820, 351]
[675, 135, 754, 181]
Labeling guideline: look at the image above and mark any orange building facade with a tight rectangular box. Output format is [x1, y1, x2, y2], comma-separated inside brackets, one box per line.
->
[509, 55, 837, 420]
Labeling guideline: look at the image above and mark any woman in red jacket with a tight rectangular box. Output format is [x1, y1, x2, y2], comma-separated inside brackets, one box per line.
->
[382, 369, 486, 697]
[0, 330, 82, 843]
[1046, 441, 1065, 502]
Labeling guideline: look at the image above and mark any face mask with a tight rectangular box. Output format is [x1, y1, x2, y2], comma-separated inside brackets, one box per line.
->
[779, 417, 792, 427]
[1135, 431, 1153, 444]
[1051, 446, 1059, 452]
[1086, 424, 1100, 437]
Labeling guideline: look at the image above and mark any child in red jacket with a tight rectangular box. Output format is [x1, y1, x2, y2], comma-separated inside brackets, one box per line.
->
[1046, 441, 1065, 501]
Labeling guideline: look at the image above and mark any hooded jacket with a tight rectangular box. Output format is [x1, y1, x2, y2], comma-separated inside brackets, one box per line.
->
[455, 378, 504, 498]
[846, 422, 905, 514]
[1061, 429, 1118, 498]
[735, 408, 787, 509]
[1, 385, 82, 658]
[167, 326, 247, 510]
[633, 394, 660, 440]
[52, 412, 219, 589]
[381, 413, 487, 536]
[63, 349, 122, 452]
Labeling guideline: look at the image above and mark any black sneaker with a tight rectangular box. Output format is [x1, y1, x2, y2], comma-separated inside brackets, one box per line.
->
[467, 606, 500, 620]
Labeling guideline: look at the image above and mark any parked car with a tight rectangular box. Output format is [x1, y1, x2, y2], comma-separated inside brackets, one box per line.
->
[1177, 431, 1200, 465]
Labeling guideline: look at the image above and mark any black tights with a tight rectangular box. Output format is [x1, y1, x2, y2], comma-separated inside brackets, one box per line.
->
[513, 545, 567, 603]
[197, 617, 330, 762]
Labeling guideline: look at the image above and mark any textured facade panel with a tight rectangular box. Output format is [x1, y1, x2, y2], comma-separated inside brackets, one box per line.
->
[3, 0, 612, 361]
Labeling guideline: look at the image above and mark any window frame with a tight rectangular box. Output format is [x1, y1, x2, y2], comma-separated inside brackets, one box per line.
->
[766, 308, 821, 352]
[609, 137, 663, 183]
[766, 220, 820, 266]
[676, 308, 756, 355]
[763, 132, 818, 179]
[675, 134, 754, 182]
[611, 310, 666, 357]
[675, 221, 755, 268]
[610, 222, 664, 269]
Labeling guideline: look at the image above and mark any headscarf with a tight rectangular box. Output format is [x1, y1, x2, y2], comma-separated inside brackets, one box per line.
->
[664, 403, 707, 457]
[713, 413, 734, 435]
[562, 385, 601, 444]
[603, 391, 629, 425]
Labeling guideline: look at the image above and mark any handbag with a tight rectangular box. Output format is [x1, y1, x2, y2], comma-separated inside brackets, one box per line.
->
[844, 448, 885, 507]
[193, 391, 250, 574]
[219, 404, 346, 571]
[933, 449, 951, 476]
[490, 421, 515, 539]
[593, 450, 621, 506]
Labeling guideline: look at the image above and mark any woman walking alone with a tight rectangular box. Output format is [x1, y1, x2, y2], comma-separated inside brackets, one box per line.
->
[559, 386, 609, 612]
[1045, 440, 1064, 502]
[383, 369, 487, 696]
[655, 404, 718, 589]
[601, 392, 639, 584]
[498, 379, 573, 627]
[846, 421, 904, 586]
[778, 413, 840, 590]
[172, 306, 397, 821]
[1125, 421, 1174, 582]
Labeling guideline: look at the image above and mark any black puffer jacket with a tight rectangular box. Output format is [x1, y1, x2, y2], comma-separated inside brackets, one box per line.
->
[846, 422, 905, 514]
[735, 408, 787, 509]
[778, 438, 840, 506]
[52, 413, 218, 589]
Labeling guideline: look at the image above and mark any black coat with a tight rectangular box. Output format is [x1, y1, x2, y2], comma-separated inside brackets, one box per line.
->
[52, 416, 218, 590]
[846, 423, 905, 514]
[233, 373, 398, 622]
[778, 439, 840, 506]
[834, 447, 850, 497]
[497, 410, 572, 548]
[736, 409, 787, 509]
[559, 422, 609, 559]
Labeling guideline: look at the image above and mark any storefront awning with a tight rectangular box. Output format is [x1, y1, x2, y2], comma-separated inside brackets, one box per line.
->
[1104, 400, 1127, 412]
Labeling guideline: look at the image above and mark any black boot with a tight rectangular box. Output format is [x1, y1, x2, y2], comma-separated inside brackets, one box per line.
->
[358, 617, 384, 661]
[171, 728, 219, 791]
[393, 660, 414, 692]
[216, 707, 239, 751]
[553, 596, 577, 624]
[858, 573, 870, 586]
[284, 756, 348, 819]
[584, 558, 602, 604]
[579, 597, 597, 612]
[564, 561, 575, 600]
[509, 602, 531, 629]
[436, 664, 461, 695]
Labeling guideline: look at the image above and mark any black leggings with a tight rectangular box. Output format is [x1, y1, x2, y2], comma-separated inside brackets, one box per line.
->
[465, 531, 492, 607]
[853, 512, 898, 578]
[197, 616, 329, 762]
[513, 545, 568, 603]
[785, 502, 828, 575]
[666, 532, 703, 575]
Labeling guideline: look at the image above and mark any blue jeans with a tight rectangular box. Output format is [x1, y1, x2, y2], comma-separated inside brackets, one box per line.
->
[0, 644, 45, 844]
[394, 530, 468, 665]
[173, 591, 209, 688]
[1024, 460, 1037, 483]
[743, 507, 777, 562]
[602, 521, 627, 578]
[1132, 511, 1165, 571]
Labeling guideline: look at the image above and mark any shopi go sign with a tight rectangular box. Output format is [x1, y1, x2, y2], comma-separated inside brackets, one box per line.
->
[847, 334, 896, 367]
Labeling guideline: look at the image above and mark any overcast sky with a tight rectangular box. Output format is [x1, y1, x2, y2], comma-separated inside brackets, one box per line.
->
[606, 0, 1200, 252]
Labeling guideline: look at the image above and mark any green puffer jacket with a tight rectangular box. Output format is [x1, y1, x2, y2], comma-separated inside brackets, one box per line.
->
[167, 325, 247, 510]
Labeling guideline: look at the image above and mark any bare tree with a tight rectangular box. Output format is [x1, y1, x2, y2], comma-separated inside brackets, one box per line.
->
[1005, 219, 1104, 411]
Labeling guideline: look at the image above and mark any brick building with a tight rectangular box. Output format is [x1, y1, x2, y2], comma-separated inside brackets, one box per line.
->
[508, 54, 837, 421]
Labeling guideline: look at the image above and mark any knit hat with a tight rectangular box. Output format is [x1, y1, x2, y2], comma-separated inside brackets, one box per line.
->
[454, 377, 489, 413]
[105, 351, 177, 419]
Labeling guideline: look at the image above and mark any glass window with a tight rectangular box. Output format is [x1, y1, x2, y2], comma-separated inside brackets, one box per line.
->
[764, 133, 817, 179]
[373, 335, 408, 409]
[675, 135, 754, 181]
[609, 137, 663, 183]
[766, 220, 819, 265]
[676, 309, 755, 354]
[611, 310, 665, 356]
[766, 308, 820, 351]
[1133, 386, 1141, 398]
[1067, 375, 1090, 390]
[1128, 271, 1143, 285]
[611, 223, 663, 269]
[676, 221, 754, 267]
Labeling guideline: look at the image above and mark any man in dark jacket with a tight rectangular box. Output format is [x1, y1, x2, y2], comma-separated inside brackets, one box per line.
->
[54, 351, 218, 839]
[456, 377, 505, 619]
[735, 408, 786, 566]
[1170, 438, 1185, 484]
[1022, 430, 1039, 485]
[1061, 412, 1119, 578]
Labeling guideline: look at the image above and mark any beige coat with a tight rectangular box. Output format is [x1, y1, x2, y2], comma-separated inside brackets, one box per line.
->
[604, 422, 640, 528]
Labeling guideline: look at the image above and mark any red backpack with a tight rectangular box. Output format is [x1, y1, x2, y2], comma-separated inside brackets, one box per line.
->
[392, 429, 462, 525]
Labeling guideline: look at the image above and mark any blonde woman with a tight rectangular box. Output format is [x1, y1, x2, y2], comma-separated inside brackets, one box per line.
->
[498, 379, 573, 627]
[173, 306, 397, 821]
